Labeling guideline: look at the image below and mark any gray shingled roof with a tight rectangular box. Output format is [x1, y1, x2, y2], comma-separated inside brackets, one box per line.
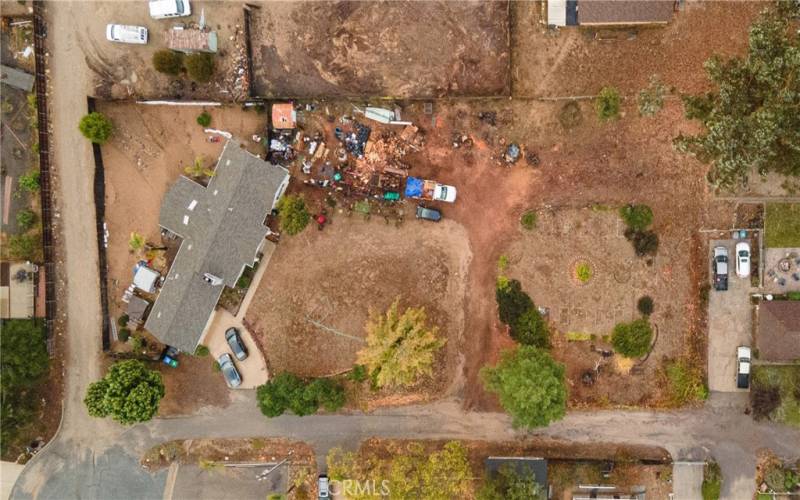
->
[578, 0, 674, 25]
[145, 141, 289, 352]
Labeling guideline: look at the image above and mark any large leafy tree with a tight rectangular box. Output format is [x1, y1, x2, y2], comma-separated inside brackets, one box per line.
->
[675, 8, 800, 189]
[481, 346, 567, 428]
[84, 360, 165, 424]
[256, 372, 345, 417]
[388, 441, 471, 500]
[1, 320, 49, 453]
[478, 464, 546, 500]
[276, 194, 310, 236]
[357, 299, 446, 388]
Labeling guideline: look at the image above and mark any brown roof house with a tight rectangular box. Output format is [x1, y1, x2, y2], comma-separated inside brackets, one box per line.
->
[548, 0, 675, 27]
[757, 301, 800, 362]
[144, 140, 289, 352]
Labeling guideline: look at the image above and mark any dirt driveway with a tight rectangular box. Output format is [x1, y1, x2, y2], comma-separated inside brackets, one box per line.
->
[707, 239, 753, 393]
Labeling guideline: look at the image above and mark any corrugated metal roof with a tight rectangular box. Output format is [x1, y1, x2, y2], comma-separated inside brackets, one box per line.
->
[548, 0, 567, 26]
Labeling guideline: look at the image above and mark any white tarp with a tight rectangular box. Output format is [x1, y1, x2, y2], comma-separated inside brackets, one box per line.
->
[134, 266, 160, 293]
[548, 0, 567, 26]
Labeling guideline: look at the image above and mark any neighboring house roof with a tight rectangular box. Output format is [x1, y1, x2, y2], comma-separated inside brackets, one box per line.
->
[271, 103, 296, 129]
[127, 295, 151, 323]
[0, 64, 34, 92]
[165, 29, 218, 53]
[144, 141, 289, 352]
[0, 261, 36, 319]
[133, 265, 160, 293]
[578, 0, 674, 25]
[485, 457, 548, 491]
[757, 301, 800, 362]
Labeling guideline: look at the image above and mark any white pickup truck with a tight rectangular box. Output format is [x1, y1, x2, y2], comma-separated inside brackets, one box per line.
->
[404, 176, 457, 203]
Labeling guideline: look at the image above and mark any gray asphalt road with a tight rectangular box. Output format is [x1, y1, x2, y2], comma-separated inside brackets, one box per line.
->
[672, 462, 705, 500]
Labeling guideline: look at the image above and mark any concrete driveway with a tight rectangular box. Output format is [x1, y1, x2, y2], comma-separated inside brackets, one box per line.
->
[203, 309, 269, 389]
[707, 239, 754, 393]
[169, 463, 287, 500]
[672, 462, 704, 500]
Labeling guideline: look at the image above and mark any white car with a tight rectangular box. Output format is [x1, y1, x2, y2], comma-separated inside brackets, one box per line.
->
[736, 346, 751, 389]
[433, 184, 457, 203]
[149, 0, 191, 19]
[735, 242, 751, 278]
[106, 24, 148, 44]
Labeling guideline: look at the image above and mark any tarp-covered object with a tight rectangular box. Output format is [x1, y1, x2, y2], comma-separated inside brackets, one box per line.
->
[404, 177, 424, 198]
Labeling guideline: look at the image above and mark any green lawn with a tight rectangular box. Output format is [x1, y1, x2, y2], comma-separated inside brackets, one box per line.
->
[752, 365, 800, 428]
[765, 203, 800, 248]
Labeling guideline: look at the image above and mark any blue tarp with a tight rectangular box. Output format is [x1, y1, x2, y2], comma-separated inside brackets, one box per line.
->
[405, 177, 424, 198]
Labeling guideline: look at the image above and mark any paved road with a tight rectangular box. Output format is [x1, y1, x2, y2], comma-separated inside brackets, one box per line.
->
[11, 4, 800, 500]
[707, 239, 754, 392]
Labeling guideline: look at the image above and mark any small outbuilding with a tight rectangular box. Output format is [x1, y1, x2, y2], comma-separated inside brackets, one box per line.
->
[133, 264, 160, 294]
[126, 295, 151, 328]
[757, 300, 800, 363]
[547, 0, 674, 27]
[271, 103, 296, 130]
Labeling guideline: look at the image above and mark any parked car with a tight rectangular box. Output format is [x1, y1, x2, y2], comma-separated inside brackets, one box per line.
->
[225, 327, 248, 361]
[318, 475, 329, 499]
[404, 176, 457, 203]
[713, 246, 729, 291]
[415, 204, 442, 222]
[736, 345, 752, 389]
[217, 353, 242, 388]
[105, 24, 148, 44]
[736, 241, 751, 278]
[149, 0, 191, 19]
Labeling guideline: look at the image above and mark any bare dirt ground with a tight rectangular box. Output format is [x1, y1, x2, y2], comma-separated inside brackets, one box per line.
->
[505, 207, 691, 406]
[155, 355, 230, 416]
[249, 1, 510, 98]
[512, 1, 762, 97]
[245, 216, 470, 401]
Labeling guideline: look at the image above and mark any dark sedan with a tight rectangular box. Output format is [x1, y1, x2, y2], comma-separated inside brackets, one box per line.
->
[225, 327, 248, 361]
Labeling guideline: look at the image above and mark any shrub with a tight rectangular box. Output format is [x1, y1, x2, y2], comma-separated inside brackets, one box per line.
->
[16, 209, 37, 231]
[305, 378, 346, 412]
[129, 232, 145, 253]
[130, 335, 145, 352]
[575, 262, 592, 283]
[212, 361, 221, 372]
[765, 466, 786, 492]
[619, 204, 654, 230]
[8, 234, 39, 260]
[481, 346, 567, 428]
[184, 53, 215, 83]
[702, 461, 722, 500]
[637, 296, 654, 316]
[496, 279, 533, 327]
[595, 86, 621, 121]
[83, 360, 164, 424]
[256, 373, 346, 417]
[611, 318, 653, 358]
[512, 309, 550, 349]
[349, 364, 368, 382]
[18, 170, 40, 193]
[787, 291, 800, 301]
[479, 463, 546, 500]
[637, 76, 667, 117]
[117, 328, 131, 342]
[117, 314, 129, 327]
[78, 112, 113, 144]
[520, 211, 537, 230]
[152, 50, 184, 75]
[236, 273, 252, 289]
[625, 228, 660, 256]
[497, 255, 509, 272]
[752, 384, 781, 420]
[194, 344, 210, 357]
[276, 194, 311, 236]
[196, 111, 211, 127]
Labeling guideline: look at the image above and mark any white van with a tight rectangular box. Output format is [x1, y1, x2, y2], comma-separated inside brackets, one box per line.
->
[149, 0, 191, 19]
[106, 24, 148, 44]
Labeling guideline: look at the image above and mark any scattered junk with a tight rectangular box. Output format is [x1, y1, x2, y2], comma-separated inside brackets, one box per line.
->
[313, 211, 329, 230]
[133, 262, 161, 293]
[505, 143, 521, 164]
[477, 111, 497, 126]
[452, 133, 473, 149]
[267, 103, 298, 164]
[354, 105, 413, 126]
[165, 26, 218, 53]
[160, 345, 180, 368]
[404, 176, 457, 203]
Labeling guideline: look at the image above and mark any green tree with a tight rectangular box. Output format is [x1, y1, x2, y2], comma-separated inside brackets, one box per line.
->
[595, 86, 621, 121]
[78, 112, 113, 144]
[256, 373, 344, 417]
[196, 111, 211, 127]
[512, 309, 550, 349]
[481, 346, 567, 428]
[152, 50, 184, 75]
[184, 53, 215, 83]
[637, 296, 655, 316]
[387, 441, 471, 500]
[83, 360, 165, 424]
[611, 318, 653, 358]
[357, 299, 446, 388]
[674, 9, 800, 189]
[496, 278, 533, 327]
[128, 232, 146, 253]
[478, 464, 546, 500]
[276, 194, 310, 235]
[16, 209, 37, 231]
[18, 170, 40, 192]
[304, 378, 346, 412]
[619, 204, 653, 231]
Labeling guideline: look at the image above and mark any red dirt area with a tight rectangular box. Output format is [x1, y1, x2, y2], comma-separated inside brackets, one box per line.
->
[512, 1, 763, 96]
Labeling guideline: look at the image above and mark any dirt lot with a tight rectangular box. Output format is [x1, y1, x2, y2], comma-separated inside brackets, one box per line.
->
[249, 1, 510, 98]
[245, 216, 470, 399]
[512, 1, 762, 97]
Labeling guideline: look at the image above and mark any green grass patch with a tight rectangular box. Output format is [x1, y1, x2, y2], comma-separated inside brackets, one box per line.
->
[765, 203, 800, 247]
[702, 461, 722, 500]
[520, 210, 537, 230]
[664, 359, 708, 406]
[752, 365, 800, 427]
[575, 262, 593, 283]
[565, 331, 592, 341]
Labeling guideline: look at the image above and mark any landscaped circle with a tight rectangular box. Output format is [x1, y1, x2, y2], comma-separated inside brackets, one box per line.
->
[573, 260, 593, 284]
